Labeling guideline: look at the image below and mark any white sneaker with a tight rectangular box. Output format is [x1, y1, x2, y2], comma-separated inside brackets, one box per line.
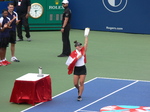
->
[11, 57, 20, 62]
[27, 38, 31, 42]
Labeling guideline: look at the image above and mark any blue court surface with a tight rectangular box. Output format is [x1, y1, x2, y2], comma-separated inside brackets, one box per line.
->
[21, 77, 150, 112]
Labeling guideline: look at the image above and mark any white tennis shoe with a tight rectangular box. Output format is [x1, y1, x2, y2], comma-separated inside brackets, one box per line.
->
[11, 57, 20, 62]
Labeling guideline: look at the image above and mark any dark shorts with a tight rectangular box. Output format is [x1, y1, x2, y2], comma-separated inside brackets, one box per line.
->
[73, 65, 87, 75]
[9, 31, 16, 44]
[0, 37, 10, 48]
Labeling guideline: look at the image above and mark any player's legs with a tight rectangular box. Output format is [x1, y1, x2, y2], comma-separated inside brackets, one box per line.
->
[11, 43, 15, 57]
[10, 31, 20, 62]
[78, 75, 86, 96]
[2, 48, 6, 60]
[73, 75, 80, 92]
[0, 41, 2, 60]
[9, 31, 16, 57]
[0, 48, 6, 62]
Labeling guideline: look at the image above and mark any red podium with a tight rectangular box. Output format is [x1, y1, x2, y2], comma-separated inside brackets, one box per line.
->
[10, 73, 52, 105]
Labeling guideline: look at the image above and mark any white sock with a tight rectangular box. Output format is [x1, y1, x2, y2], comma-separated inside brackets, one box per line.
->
[2, 59, 6, 61]
[12, 56, 16, 58]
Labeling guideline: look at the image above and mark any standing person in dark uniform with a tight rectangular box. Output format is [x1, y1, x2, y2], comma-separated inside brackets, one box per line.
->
[58, 0, 71, 57]
[13, 0, 31, 42]
[7, 3, 20, 62]
[0, 9, 16, 66]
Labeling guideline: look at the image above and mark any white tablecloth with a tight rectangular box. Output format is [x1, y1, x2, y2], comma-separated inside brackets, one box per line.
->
[16, 73, 49, 81]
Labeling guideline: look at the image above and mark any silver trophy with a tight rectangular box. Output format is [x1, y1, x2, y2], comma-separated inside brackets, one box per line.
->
[37, 67, 43, 77]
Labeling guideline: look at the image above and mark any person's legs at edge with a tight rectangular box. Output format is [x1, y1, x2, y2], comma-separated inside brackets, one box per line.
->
[22, 14, 30, 41]
[62, 27, 71, 55]
[17, 18, 23, 40]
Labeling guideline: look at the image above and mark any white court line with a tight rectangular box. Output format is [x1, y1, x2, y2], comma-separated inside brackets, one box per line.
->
[74, 80, 139, 112]
[96, 76, 150, 82]
[21, 77, 98, 112]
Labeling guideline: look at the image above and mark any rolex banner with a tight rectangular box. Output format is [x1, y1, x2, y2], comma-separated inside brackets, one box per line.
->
[70, 0, 150, 34]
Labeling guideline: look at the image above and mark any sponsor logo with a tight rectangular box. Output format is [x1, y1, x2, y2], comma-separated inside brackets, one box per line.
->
[49, 6, 64, 9]
[49, 0, 64, 9]
[102, 0, 128, 13]
[106, 26, 123, 30]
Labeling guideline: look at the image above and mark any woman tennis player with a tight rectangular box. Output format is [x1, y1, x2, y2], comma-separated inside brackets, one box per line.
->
[66, 28, 89, 101]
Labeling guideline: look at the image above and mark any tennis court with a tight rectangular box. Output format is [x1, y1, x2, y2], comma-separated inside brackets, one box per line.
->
[1, 30, 150, 112]
[21, 77, 150, 112]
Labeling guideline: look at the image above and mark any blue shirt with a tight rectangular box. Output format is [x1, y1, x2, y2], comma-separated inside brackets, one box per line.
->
[8, 11, 18, 31]
[0, 16, 11, 38]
